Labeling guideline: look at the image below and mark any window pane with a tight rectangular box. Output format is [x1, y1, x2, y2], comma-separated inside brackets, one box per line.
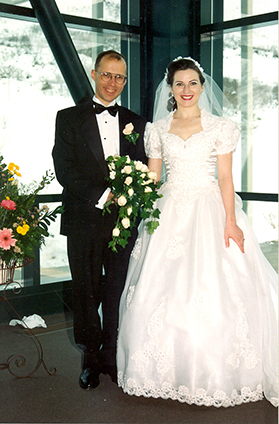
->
[0, 1, 31, 7]
[0, 18, 73, 194]
[0, 1, 122, 23]
[243, 200, 278, 272]
[40, 203, 70, 285]
[201, 0, 278, 24]
[224, 0, 278, 21]
[221, 24, 277, 193]
[55, 0, 121, 23]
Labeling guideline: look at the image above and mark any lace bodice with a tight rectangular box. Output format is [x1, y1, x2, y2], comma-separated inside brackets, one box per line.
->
[145, 109, 240, 212]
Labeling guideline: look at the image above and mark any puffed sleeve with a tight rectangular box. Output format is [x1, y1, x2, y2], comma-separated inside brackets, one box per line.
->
[144, 122, 163, 159]
[216, 117, 240, 155]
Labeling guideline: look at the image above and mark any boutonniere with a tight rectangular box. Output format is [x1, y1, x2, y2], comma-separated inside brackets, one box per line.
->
[123, 123, 139, 145]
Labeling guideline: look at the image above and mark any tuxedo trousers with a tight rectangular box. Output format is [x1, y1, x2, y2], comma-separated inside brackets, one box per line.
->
[67, 205, 137, 370]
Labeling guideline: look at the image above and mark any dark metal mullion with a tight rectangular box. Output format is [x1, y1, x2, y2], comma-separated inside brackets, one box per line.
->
[35, 192, 278, 204]
[200, 11, 278, 34]
[63, 13, 141, 35]
[236, 193, 278, 202]
[139, 0, 149, 118]
[0, 2, 35, 20]
[189, 0, 201, 60]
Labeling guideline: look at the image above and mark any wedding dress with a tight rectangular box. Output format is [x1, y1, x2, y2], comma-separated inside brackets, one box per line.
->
[117, 108, 278, 407]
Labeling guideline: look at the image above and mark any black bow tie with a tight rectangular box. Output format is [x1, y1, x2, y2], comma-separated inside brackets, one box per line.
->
[93, 101, 119, 117]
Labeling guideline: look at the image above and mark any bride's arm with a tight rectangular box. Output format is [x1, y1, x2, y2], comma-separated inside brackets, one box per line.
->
[217, 152, 245, 253]
[148, 158, 163, 184]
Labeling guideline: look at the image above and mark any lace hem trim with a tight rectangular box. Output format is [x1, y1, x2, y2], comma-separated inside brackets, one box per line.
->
[118, 373, 264, 407]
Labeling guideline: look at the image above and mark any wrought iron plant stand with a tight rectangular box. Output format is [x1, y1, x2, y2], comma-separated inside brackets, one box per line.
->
[0, 259, 56, 378]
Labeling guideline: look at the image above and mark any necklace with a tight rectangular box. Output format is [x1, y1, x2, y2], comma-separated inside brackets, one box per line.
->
[190, 115, 200, 123]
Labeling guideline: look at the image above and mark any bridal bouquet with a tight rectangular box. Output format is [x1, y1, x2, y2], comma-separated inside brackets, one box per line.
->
[104, 155, 162, 252]
[0, 156, 63, 266]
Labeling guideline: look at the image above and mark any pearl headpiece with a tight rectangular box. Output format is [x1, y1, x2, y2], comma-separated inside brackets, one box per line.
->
[164, 56, 204, 80]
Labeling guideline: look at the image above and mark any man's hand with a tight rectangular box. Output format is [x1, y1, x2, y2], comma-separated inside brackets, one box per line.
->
[106, 191, 114, 203]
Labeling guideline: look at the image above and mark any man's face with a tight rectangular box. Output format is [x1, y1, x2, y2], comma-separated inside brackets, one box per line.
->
[91, 56, 127, 106]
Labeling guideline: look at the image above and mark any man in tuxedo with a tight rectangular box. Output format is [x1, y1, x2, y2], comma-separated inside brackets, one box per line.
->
[52, 50, 147, 389]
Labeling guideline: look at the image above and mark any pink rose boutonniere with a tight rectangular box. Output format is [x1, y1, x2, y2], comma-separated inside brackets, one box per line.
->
[123, 123, 139, 145]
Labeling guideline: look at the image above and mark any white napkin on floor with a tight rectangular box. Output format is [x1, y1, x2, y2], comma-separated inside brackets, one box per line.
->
[9, 314, 47, 329]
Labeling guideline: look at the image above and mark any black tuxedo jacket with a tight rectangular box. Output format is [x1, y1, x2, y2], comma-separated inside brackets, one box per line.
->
[52, 99, 147, 235]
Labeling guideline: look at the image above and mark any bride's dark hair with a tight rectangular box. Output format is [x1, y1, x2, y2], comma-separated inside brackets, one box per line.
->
[166, 58, 205, 111]
[166, 58, 205, 86]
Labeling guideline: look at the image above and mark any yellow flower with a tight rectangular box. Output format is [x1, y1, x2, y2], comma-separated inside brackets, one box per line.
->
[7, 162, 21, 177]
[8, 163, 16, 171]
[16, 223, 30, 235]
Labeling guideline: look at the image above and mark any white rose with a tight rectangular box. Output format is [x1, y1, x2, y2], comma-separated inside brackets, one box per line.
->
[123, 165, 132, 174]
[123, 123, 134, 135]
[142, 179, 153, 185]
[121, 217, 130, 229]
[148, 171, 157, 180]
[118, 195, 127, 206]
[135, 161, 144, 171]
[144, 186, 152, 193]
[128, 188, 134, 197]
[125, 155, 131, 163]
[141, 164, 149, 173]
[125, 176, 133, 186]
[127, 207, 133, 216]
[113, 154, 120, 159]
[112, 228, 120, 237]
[109, 171, 116, 180]
[110, 162, 116, 170]
[140, 173, 146, 178]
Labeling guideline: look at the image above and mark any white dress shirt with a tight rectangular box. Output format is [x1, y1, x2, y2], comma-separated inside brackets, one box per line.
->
[93, 96, 120, 209]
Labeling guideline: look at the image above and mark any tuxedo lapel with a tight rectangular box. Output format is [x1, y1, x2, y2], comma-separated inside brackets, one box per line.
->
[81, 110, 108, 176]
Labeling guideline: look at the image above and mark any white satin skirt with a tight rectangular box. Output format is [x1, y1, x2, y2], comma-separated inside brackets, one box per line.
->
[117, 189, 278, 407]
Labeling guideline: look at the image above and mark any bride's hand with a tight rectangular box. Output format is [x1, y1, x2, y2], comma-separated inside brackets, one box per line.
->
[224, 222, 245, 253]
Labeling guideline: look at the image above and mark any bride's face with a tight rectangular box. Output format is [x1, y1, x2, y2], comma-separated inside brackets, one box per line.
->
[171, 69, 203, 109]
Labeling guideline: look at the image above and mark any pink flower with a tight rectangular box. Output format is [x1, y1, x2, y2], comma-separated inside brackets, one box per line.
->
[0, 228, 17, 250]
[1, 199, 16, 210]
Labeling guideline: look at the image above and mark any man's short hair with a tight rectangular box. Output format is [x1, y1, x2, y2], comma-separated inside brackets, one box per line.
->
[94, 50, 127, 71]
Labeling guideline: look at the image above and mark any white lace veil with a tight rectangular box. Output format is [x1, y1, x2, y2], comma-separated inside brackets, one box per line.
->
[153, 64, 232, 121]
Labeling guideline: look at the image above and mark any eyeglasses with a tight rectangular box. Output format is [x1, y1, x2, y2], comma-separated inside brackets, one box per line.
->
[95, 71, 127, 85]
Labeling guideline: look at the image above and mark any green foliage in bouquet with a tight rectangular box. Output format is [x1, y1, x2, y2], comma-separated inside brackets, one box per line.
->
[0, 156, 63, 265]
[103, 155, 163, 252]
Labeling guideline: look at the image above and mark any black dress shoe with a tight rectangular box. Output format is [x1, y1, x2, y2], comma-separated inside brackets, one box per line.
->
[102, 365, 117, 384]
[79, 368, 100, 389]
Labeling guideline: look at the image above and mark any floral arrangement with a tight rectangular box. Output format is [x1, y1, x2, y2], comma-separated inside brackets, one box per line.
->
[123, 123, 139, 145]
[104, 154, 162, 252]
[0, 156, 63, 266]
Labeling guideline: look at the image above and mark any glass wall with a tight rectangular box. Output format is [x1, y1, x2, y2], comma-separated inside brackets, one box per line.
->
[0, 1, 141, 285]
[224, 0, 278, 21]
[201, 0, 278, 270]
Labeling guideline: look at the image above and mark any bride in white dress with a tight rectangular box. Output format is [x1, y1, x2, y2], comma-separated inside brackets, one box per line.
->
[116, 57, 278, 407]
